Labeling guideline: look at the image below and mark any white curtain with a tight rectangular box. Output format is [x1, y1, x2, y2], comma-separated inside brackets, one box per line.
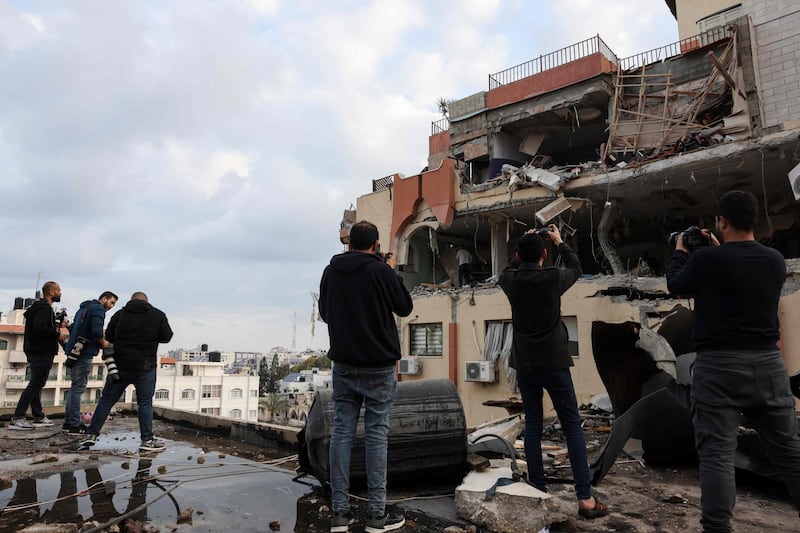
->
[483, 322, 517, 393]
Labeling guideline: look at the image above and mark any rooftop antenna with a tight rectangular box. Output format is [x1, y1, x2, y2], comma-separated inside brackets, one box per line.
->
[292, 311, 297, 351]
[34, 271, 42, 299]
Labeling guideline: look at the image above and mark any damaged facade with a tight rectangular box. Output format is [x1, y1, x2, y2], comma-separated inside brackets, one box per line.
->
[347, 0, 800, 427]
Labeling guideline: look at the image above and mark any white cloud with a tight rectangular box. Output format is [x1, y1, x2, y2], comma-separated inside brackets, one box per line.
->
[0, 0, 678, 352]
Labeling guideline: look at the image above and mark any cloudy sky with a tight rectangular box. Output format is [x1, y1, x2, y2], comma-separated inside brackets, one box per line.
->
[0, 0, 678, 354]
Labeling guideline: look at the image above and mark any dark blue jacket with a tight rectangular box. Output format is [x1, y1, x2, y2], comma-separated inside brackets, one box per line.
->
[320, 251, 413, 367]
[64, 299, 107, 359]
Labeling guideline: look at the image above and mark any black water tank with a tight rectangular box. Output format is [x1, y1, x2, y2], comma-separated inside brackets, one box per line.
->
[209, 351, 221, 362]
[298, 378, 467, 487]
[23, 298, 34, 308]
[14, 297, 24, 310]
[201, 343, 208, 352]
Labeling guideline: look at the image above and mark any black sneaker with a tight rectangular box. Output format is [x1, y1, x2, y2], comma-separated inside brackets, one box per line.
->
[62, 424, 88, 435]
[330, 510, 355, 532]
[365, 507, 405, 532]
[139, 438, 166, 452]
[78, 434, 98, 449]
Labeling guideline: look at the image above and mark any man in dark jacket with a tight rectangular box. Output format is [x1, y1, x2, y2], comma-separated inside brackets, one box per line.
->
[62, 291, 118, 433]
[320, 220, 412, 533]
[666, 191, 800, 532]
[500, 225, 609, 519]
[11, 281, 68, 430]
[79, 292, 173, 452]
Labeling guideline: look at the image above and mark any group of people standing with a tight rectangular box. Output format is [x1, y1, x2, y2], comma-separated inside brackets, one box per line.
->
[11, 285, 173, 453]
[321, 190, 800, 533]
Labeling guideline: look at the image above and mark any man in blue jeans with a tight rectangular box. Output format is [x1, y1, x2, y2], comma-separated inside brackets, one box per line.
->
[667, 191, 800, 532]
[320, 220, 413, 533]
[500, 225, 609, 519]
[79, 292, 173, 452]
[62, 291, 118, 434]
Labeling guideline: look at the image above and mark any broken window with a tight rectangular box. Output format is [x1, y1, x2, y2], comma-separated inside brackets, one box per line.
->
[410, 323, 443, 356]
[564, 316, 579, 357]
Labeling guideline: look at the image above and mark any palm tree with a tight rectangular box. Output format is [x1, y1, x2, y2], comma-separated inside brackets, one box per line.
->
[260, 392, 290, 423]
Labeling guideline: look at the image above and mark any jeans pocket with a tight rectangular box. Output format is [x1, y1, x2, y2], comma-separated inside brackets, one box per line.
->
[768, 370, 794, 407]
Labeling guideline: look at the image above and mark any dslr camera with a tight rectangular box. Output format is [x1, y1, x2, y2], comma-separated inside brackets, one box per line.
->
[668, 226, 710, 251]
[534, 227, 551, 238]
[103, 344, 120, 382]
[65, 336, 89, 368]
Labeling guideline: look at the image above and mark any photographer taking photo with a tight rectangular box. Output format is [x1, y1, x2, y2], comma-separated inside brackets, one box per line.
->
[500, 224, 609, 519]
[666, 190, 800, 532]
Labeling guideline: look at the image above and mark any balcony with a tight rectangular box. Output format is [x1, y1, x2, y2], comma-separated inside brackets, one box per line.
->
[9, 350, 27, 364]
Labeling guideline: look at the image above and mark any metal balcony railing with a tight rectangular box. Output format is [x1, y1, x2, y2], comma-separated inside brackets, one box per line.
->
[489, 35, 618, 89]
[372, 175, 394, 192]
[618, 25, 734, 71]
[431, 117, 449, 135]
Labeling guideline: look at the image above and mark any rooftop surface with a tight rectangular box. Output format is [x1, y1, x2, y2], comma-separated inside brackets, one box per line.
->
[0, 414, 798, 532]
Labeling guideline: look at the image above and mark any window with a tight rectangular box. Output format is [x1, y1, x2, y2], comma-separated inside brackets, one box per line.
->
[249, 410, 257, 419]
[250, 390, 258, 398]
[202, 385, 221, 398]
[200, 407, 220, 415]
[229, 409, 242, 418]
[563, 316, 579, 357]
[96, 366, 104, 380]
[155, 389, 170, 400]
[0, 340, 7, 350]
[410, 323, 443, 356]
[62, 390, 70, 403]
[181, 389, 195, 400]
[230, 388, 243, 399]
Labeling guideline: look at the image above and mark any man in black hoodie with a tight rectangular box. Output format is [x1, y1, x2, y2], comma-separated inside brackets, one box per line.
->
[78, 292, 173, 452]
[11, 281, 68, 430]
[320, 220, 412, 533]
[500, 226, 609, 519]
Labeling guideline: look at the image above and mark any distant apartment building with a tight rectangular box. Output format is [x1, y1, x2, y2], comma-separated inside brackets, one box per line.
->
[156, 358, 259, 421]
[346, 0, 800, 427]
[279, 368, 332, 393]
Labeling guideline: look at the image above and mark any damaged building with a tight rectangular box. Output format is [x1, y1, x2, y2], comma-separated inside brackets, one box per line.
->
[345, 0, 800, 427]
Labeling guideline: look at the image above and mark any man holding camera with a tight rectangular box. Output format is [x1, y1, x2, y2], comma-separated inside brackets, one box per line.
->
[320, 220, 412, 532]
[62, 291, 118, 434]
[79, 292, 173, 452]
[10, 281, 68, 430]
[500, 225, 609, 519]
[666, 190, 800, 532]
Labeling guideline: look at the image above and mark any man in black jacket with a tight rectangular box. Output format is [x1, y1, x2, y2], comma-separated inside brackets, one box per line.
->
[320, 220, 412, 533]
[666, 191, 800, 532]
[79, 292, 173, 452]
[500, 225, 608, 519]
[11, 281, 68, 430]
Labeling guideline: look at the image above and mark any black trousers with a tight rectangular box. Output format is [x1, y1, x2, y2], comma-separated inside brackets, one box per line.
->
[15, 354, 55, 419]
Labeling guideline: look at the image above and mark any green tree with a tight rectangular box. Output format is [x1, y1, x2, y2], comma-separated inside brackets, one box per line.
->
[258, 356, 269, 396]
[267, 353, 281, 393]
[260, 392, 290, 423]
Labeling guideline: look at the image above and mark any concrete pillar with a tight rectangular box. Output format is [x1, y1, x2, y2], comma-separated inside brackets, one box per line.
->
[490, 219, 509, 278]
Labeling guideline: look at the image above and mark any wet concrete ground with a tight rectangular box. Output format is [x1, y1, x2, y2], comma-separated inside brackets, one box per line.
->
[0, 414, 468, 532]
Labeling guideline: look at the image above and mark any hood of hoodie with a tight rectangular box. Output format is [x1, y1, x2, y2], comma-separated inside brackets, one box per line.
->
[23, 299, 53, 319]
[328, 251, 382, 275]
[123, 299, 153, 313]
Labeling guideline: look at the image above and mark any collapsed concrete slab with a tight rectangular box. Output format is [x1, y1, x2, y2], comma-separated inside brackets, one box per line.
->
[455, 467, 572, 532]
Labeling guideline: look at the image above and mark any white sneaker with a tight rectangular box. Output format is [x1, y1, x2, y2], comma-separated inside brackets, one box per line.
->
[31, 417, 55, 427]
[9, 418, 35, 430]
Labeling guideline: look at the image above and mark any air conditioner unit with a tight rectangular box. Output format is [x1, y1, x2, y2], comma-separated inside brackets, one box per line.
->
[465, 360, 496, 383]
[398, 357, 422, 375]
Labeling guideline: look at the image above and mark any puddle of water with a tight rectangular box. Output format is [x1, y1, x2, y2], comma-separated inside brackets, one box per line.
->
[0, 428, 318, 531]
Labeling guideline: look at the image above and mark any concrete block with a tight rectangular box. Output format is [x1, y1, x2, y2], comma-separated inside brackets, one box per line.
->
[455, 467, 571, 532]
